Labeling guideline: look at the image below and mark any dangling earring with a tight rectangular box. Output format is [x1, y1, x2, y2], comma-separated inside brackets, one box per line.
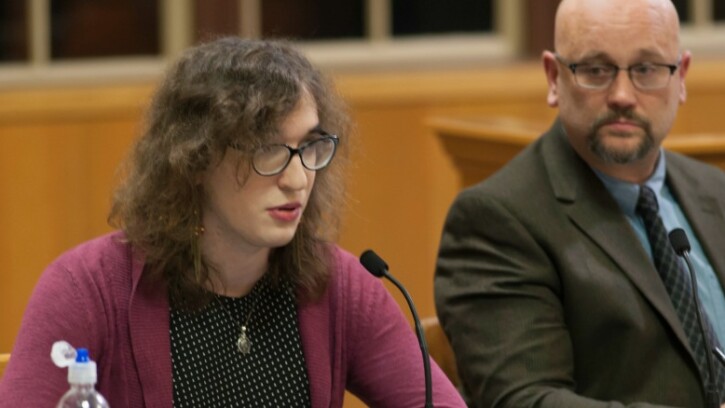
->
[192, 210, 205, 279]
[192, 208, 205, 237]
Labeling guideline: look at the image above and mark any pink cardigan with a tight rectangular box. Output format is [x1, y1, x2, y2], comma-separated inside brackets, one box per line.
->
[0, 232, 464, 407]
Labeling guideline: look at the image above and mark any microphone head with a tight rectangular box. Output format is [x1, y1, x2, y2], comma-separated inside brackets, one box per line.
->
[668, 228, 691, 255]
[359, 249, 388, 278]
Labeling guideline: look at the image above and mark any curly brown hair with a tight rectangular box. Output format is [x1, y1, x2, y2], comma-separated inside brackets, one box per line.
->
[109, 37, 352, 309]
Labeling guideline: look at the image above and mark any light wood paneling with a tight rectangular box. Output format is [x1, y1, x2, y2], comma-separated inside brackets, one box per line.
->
[0, 353, 9, 379]
[0, 85, 150, 353]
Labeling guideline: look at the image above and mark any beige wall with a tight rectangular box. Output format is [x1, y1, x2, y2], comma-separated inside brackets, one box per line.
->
[1, 59, 724, 403]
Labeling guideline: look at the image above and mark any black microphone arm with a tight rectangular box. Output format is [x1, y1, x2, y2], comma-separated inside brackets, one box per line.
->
[668, 228, 722, 408]
[360, 249, 433, 408]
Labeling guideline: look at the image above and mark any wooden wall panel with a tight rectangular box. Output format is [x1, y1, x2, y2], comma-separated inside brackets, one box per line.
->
[0, 353, 8, 379]
[0, 86, 150, 353]
[0, 120, 139, 352]
[338, 106, 462, 319]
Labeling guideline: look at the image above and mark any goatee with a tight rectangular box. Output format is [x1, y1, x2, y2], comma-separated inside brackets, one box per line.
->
[588, 110, 654, 164]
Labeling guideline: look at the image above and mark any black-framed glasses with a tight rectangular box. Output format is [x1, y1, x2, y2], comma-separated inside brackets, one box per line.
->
[554, 53, 680, 91]
[250, 133, 339, 176]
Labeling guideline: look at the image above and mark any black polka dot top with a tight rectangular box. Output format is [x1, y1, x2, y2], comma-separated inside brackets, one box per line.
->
[170, 277, 312, 407]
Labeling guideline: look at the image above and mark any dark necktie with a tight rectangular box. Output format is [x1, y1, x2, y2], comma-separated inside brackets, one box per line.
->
[636, 185, 725, 403]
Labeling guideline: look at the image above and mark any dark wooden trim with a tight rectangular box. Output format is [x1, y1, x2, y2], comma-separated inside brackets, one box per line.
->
[194, 0, 240, 43]
[524, 0, 560, 59]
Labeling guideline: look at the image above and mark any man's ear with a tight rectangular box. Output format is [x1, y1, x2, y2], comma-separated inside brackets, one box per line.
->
[542, 50, 560, 107]
[677, 50, 692, 104]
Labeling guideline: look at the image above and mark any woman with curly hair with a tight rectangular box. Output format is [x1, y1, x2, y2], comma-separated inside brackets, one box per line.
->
[0, 37, 464, 407]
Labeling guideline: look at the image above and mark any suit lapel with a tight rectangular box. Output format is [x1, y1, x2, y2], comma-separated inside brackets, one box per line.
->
[541, 122, 691, 349]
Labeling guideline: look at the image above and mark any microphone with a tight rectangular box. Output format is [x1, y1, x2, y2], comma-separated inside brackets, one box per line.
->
[668, 228, 722, 407]
[360, 249, 433, 408]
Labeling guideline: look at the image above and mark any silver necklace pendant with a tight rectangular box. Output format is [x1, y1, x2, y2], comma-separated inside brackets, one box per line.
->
[237, 325, 251, 355]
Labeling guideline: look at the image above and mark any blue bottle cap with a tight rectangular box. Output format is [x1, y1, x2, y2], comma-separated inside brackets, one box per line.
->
[75, 348, 90, 363]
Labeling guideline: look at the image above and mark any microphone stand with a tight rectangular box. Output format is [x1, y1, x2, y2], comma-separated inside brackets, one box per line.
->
[360, 250, 434, 408]
[381, 271, 433, 408]
[670, 229, 720, 408]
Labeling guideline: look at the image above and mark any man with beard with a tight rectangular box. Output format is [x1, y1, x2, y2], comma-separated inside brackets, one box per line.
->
[435, 0, 725, 406]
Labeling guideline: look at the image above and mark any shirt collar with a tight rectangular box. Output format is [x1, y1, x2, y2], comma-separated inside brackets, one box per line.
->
[592, 149, 666, 216]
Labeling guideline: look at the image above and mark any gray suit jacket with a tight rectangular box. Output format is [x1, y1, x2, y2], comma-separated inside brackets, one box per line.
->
[435, 119, 725, 407]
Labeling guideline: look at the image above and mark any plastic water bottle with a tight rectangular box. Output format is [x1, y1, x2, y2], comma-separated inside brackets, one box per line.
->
[51, 341, 110, 408]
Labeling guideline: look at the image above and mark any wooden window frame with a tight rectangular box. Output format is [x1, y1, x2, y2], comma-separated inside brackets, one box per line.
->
[1, 0, 723, 89]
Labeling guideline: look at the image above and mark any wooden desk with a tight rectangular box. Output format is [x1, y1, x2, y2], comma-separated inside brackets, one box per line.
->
[431, 116, 725, 187]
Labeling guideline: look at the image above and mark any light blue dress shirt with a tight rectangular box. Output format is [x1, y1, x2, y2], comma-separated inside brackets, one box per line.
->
[594, 150, 725, 344]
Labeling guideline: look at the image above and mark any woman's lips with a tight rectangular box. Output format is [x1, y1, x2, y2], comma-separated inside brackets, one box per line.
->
[268, 203, 302, 222]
